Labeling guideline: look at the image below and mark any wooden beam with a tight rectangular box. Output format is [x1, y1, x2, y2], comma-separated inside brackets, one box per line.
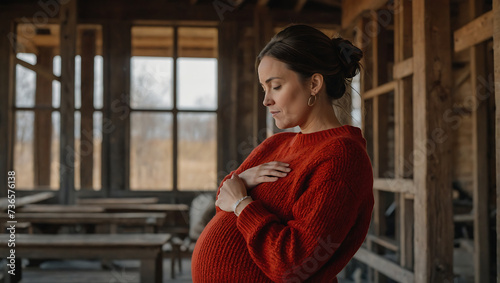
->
[393, 0, 414, 271]
[363, 80, 397, 100]
[101, 21, 131, 192]
[341, 0, 388, 29]
[34, 47, 53, 188]
[15, 57, 60, 82]
[412, 0, 454, 281]
[80, 29, 96, 190]
[366, 234, 399, 252]
[217, 22, 239, 183]
[59, 0, 77, 204]
[493, 0, 500, 280]
[468, 1, 490, 282]
[373, 178, 414, 194]
[0, 18, 15, 198]
[453, 10, 493, 53]
[294, 0, 308, 12]
[253, 6, 273, 142]
[353, 247, 414, 283]
[393, 57, 413, 79]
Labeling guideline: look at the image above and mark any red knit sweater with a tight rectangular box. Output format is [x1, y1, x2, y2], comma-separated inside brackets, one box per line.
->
[192, 125, 374, 283]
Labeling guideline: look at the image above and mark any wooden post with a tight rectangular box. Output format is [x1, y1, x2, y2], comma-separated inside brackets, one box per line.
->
[34, 47, 53, 188]
[102, 21, 131, 192]
[59, 0, 77, 204]
[412, 0, 454, 281]
[0, 18, 15, 198]
[468, 1, 490, 282]
[253, 6, 273, 142]
[394, 0, 414, 270]
[493, 0, 500, 280]
[80, 29, 96, 190]
[217, 22, 238, 182]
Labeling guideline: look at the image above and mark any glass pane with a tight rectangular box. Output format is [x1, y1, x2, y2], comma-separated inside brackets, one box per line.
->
[178, 113, 217, 191]
[177, 27, 218, 58]
[14, 111, 34, 188]
[177, 58, 217, 110]
[131, 57, 173, 109]
[75, 55, 81, 109]
[52, 56, 60, 108]
[94, 56, 103, 109]
[93, 112, 102, 190]
[75, 111, 81, 189]
[15, 53, 37, 108]
[51, 112, 60, 189]
[132, 26, 173, 57]
[130, 112, 173, 190]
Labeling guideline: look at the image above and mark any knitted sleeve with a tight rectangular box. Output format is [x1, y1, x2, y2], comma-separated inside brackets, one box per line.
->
[215, 134, 283, 214]
[235, 140, 372, 282]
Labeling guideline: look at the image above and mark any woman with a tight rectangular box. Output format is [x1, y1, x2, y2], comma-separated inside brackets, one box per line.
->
[192, 24, 374, 283]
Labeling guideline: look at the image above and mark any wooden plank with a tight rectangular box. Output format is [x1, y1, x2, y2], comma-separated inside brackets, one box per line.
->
[0, 212, 166, 227]
[77, 197, 159, 205]
[341, 0, 388, 29]
[0, 18, 15, 198]
[294, 0, 308, 12]
[91, 203, 189, 212]
[468, 2, 490, 282]
[363, 81, 397, 100]
[80, 29, 96, 190]
[353, 247, 414, 283]
[253, 7, 273, 142]
[453, 10, 493, 53]
[366, 234, 399, 252]
[15, 57, 59, 82]
[453, 214, 474, 222]
[394, 0, 414, 271]
[493, 0, 500, 279]
[393, 57, 413, 79]
[34, 47, 53, 188]
[18, 204, 105, 213]
[59, 0, 77, 204]
[0, 233, 170, 247]
[101, 22, 131, 192]
[0, 192, 55, 210]
[412, 0, 454, 281]
[373, 178, 414, 194]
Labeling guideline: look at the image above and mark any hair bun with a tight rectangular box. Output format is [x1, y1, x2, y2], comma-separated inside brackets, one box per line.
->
[331, 37, 363, 79]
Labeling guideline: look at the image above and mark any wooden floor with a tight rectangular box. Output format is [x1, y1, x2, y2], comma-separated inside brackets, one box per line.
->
[15, 258, 192, 283]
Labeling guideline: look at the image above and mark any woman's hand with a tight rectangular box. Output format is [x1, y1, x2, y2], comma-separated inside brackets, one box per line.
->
[239, 161, 291, 189]
[216, 174, 249, 212]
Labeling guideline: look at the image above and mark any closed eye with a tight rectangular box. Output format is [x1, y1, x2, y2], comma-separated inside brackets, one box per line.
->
[273, 86, 281, 90]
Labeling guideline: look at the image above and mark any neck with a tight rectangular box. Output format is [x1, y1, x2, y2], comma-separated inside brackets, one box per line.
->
[299, 102, 342, 134]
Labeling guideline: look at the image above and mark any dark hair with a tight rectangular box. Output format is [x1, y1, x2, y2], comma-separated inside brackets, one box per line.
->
[256, 24, 363, 101]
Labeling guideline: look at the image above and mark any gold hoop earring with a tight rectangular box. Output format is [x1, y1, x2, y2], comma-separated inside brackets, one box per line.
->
[307, 95, 317, 106]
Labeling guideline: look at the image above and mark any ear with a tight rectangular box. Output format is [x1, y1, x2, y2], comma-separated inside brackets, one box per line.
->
[310, 73, 324, 95]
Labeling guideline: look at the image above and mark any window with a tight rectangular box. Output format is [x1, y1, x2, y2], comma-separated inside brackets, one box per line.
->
[130, 26, 218, 191]
[13, 23, 103, 190]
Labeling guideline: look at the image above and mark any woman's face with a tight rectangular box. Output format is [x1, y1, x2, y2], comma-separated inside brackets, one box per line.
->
[258, 56, 311, 129]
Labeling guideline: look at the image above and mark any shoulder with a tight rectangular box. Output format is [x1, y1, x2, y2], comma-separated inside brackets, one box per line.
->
[313, 136, 373, 196]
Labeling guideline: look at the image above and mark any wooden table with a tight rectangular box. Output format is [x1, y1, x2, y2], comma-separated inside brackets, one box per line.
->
[0, 233, 170, 283]
[18, 204, 105, 213]
[76, 197, 159, 205]
[0, 212, 166, 233]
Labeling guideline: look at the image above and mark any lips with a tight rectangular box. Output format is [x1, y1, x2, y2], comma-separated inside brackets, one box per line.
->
[270, 111, 280, 116]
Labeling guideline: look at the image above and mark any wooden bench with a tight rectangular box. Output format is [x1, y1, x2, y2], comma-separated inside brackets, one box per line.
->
[0, 212, 166, 233]
[0, 192, 55, 211]
[0, 233, 170, 283]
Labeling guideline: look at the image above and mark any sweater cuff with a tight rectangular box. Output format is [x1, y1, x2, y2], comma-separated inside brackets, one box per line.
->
[236, 200, 277, 241]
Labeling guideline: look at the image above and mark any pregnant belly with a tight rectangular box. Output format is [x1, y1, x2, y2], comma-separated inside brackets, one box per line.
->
[191, 212, 272, 283]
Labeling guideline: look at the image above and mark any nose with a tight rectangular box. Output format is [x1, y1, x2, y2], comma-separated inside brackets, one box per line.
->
[262, 92, 274, 107]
